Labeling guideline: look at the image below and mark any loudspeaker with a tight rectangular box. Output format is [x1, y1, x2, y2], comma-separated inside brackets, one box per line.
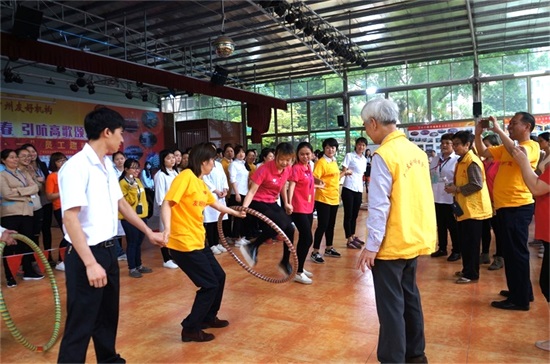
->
[12, 6, 43, 40]
[211, 66, 229, 86]
[337, 114, 347, 128]
[473, 101, 482, 117]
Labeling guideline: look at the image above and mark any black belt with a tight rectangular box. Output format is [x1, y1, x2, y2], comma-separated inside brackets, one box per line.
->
[93, 238, 116, 248]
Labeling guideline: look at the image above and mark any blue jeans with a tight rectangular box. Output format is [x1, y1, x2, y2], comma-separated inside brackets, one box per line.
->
[121, 219, 146, 270]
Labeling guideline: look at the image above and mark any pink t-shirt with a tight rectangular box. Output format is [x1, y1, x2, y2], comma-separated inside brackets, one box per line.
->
[535, 168, 550, 243]
[251, 160, 291, 203]
[289, 162, 314, 214]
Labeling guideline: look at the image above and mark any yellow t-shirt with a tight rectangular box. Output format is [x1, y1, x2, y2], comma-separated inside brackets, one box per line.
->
[165, 169, 215, 252]
[313, 156, 340, 206]
[490, 140, 540, 210]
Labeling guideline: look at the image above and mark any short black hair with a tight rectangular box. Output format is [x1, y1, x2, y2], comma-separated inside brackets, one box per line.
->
[516, 112, 536, 132]
[158, 149, 175, 176]
[48, 152, 67, 172]
[84, 107, 124, 140]
[322, 137, 338, 149]
[452, 130, 474, 149]
[274, 142, 294, 158]
[188, 142, 217, 177]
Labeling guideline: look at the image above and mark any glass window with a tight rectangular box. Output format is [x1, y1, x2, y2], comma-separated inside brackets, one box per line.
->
[347, 73, 366, 92]
[325, 76, 343, 94]
[451, 59, 473, 79]
[367, 71, 387, 89]
[504, 78, 527, 115]
[532, 75, 550, 113]
[408, 89, 428, 123]
[431, 86, 452, 121]
[451, 85, 473, 119]
[387, 66, 406, 87]
[528, 51, 550, 72]
[349, 94, 368, 128]
[481, 80, 504, 116]
[291, 81, 307, 98]
[503, 53, 528, 74]
[388, 91, 408, 123]
[275, 82, 291, 99]
[479, 55, 503, 76]
[409, 65, 428, 85]
[428, 62, 451, 82]
[308, 79, 325, 96]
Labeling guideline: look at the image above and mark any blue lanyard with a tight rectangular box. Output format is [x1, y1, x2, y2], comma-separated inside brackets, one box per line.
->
[5, 169, 28, 187]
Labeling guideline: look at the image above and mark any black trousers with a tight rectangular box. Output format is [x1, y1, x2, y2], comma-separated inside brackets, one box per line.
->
[41, 202, 53, 255]
[31, 207, 44, 246]
[481, 215, 503, 256]
[53, 209, 69, 262]
[497, 204, 534, 307]
[434, 203, 459, 254]
[313, 201, 339, 250]
[249, 200, 294, 265]
[121, 219, 146, 270]
[228, 194, 247, 238]
[457, 219, 483, 280]
[372, 258, 426, 363]
[1, 215, 35, 279]
[58, 242, 123, 363]
[204, 221, 220, 247]
[291, 212, 313, 273]
[341, 187, 362, 239]
[170, 247, 226, 332]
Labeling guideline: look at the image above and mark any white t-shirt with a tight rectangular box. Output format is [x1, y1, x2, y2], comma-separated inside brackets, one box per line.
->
[203, 160, 229, 223]
[429, 153, 458, 204]
[59, 143, 123, 246]
[342, 152, 367, 192]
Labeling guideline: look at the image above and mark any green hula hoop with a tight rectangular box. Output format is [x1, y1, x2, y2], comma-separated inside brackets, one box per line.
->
[0, 233, 62, 352]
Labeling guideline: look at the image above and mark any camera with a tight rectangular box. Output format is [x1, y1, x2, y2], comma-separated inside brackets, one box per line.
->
[479, 118, 492, 128]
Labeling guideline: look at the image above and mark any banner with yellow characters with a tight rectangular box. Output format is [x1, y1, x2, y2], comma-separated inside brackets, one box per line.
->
[504, 114, 550, 133]
[407, 121, 475, 153]
[1, 93, 164, 168]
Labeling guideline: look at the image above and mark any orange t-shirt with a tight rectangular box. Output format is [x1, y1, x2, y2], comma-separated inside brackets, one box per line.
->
[45, 172, 61, 211]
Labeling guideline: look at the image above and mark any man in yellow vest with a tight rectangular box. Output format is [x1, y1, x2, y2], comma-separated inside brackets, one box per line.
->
[358, 98, 436, 363]
[475, 113, 540, 311]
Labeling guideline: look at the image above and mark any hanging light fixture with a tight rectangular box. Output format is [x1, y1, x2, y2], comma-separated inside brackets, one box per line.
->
[213, 0, 235, 58]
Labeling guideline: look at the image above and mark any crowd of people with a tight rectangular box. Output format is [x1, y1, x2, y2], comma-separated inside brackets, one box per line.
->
[0, 101, 547, 361]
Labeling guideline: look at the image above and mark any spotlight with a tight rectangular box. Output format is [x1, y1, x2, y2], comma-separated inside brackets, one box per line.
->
[303, 20, 314, 36]
[274, 1, 289, 17]
[3, 67, 13, 83]
[56, 66, 66, 73]
[285, 9, 298, 23]
[46, 78, 55, 85]
[13, 74, 23, 84]
[314, 29, 326, 42]
[360, 59, 369, 69]
[140, 89, 148, 102]
[136, 81, 144, 87]
[295, 16, 308, 30]
[76, 76, 87, 87]
[87, 82, 95, 95]
[76, 72, 85, 78]
[125, 91, 133, 99]
[258, 1, 275, 8]
[70, 83, 79, 92]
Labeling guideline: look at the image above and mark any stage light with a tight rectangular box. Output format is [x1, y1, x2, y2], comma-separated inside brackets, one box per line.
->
[303, 20, 314, 36]
[76, 75, 87, 87]
[13, 74, 23, 84]
[70, 83, 79, 92]
[285, 9, 298, 23]
[274, 1, 289, 17]
[87, 82, 95, 95]
[295, 16, 308, 30]
[46, 78, 55, 85]
[125, 91, 133, 99]
[56, 66, 66, 73]
[141, 89, 148, 102]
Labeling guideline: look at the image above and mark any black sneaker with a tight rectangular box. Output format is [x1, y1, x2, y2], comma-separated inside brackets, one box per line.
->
[324, 247, 341, 258]
[430, 250, 447, 258]
[6, 277, 17, 288]
[310, 252, 325, 264]
[22, 271, 45, 281]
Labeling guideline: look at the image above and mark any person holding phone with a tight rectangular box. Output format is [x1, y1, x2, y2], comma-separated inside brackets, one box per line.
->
[119, 158, 152, 278]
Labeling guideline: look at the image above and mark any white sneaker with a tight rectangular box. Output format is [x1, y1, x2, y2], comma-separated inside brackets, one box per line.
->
[302, 269, 313, 278]
[216, 244, 227, 253]
[163, 260, 178, 269]
[211, 245, 222, 255]
[294, 272, 313, 285]
[234, 238, 247, 247]
[55, 261, 65, 272]
[117, 254, 128, 261]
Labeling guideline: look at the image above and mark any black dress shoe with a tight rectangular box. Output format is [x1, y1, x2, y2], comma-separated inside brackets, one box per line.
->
[499, 290, 534, 302]
[491, 299, 529, 311]
[447, 253, 461, 262]
[406, 354, 428, 363]
[431, 250, 447, 258]
[201, 317, 229, 329]
[181, 328, 215, 342]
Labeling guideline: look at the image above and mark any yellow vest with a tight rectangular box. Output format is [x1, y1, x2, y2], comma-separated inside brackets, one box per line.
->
[454, 151, 493, 222]
[374, 131, 437, 260]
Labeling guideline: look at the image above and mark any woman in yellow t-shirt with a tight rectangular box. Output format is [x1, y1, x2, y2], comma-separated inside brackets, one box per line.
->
[161, 142, 245, 343]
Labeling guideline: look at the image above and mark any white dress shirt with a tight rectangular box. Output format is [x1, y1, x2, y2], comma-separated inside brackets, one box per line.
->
[59, 143, 123, 246]
[429, 152, 458, 204]
[366, 154, 392, 253]
[342, 151, 367, 192]
[203, 160, 229, 223]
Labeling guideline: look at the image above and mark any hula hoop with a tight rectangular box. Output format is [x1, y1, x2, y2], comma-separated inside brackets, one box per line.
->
[0, 233, 62, 352]
[218, 206, 298, 283]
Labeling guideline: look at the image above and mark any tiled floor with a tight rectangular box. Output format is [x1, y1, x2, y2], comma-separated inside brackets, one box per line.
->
[1, 208, 548, 363]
